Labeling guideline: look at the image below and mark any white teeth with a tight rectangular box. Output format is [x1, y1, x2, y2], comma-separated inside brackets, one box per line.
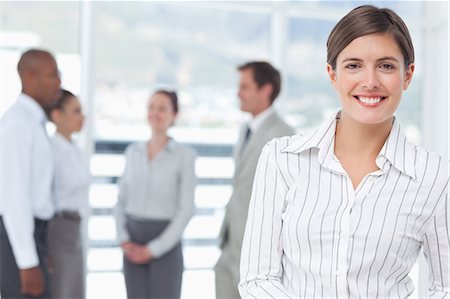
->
[358, 96, 382, 104]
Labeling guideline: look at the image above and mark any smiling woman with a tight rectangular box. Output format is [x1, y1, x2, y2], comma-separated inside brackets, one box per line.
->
[328, 33, 414, 130]
[114, 90, 197, 299]
[238, 5, 449, 299]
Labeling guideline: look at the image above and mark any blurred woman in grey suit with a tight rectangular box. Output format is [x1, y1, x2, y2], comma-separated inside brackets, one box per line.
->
[115, 90, 196, 299]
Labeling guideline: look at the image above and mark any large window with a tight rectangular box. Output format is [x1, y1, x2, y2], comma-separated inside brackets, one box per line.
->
[91, 2, 271, 141]
[1, 1, 81, 114]
[284, 17, 337, 129]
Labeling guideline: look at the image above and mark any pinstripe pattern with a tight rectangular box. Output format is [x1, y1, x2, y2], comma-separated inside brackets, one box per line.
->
[239, 114, 449, 298]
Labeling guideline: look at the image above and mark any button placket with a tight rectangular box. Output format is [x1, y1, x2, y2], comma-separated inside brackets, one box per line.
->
[335, 175, 354, 297]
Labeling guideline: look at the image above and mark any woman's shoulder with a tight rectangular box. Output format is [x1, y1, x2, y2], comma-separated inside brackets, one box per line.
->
[413, 144, 449, 181]
[414, 143, 448, 163]
[124, 142, 146, 156]
[51, 133, 75, 154]
[171, 140, 196, 159]
[264, 133, 306, 155]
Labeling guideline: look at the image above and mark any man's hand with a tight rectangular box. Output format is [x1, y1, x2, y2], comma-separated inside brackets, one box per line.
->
[20, 266, 44, 297]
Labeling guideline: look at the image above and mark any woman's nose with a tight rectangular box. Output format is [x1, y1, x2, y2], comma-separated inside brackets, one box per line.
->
[361, 69, 380, 89]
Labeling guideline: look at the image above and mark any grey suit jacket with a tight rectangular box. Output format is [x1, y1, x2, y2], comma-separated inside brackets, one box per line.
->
[217, 110, 296, 274]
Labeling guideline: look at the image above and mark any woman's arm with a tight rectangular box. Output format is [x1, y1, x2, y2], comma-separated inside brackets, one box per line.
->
[239, 140, 297, 298]
[422, 190, 449, 298]
[114, 146, 132, 244]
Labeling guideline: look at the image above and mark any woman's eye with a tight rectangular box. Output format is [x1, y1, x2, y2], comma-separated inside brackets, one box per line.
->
[380, 63, 395, 70]
[345, 64, 359, 70]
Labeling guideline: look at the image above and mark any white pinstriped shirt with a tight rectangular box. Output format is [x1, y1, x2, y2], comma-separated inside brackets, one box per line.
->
[239, 113, 449, 299]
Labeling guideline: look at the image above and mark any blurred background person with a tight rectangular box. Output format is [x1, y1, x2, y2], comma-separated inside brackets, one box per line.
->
[114, 90, 196, 299]
[46, 89, 90, 299]
[0, 49, 61, 299]
[215, 61, 295, 299]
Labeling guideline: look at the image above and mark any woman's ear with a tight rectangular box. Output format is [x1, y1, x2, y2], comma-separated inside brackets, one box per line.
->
[50, 109, 61, 124]
[403, 63, 415, 90]
[327, 64, 337, 88]
[171, 112, 178, 127]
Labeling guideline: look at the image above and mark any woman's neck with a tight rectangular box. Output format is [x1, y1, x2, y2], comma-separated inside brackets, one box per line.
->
[150, 131, 169, 146]
[147, 131, 169, 159]
[57, 129, 72, 142]
[335, 113, 393, 159]
[334, 113, 393, 189]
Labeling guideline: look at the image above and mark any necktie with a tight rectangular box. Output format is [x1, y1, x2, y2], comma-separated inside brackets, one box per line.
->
[241, 125, 252, 153]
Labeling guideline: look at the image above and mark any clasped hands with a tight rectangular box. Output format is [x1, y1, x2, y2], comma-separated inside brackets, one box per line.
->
[121, 242, 153, 264]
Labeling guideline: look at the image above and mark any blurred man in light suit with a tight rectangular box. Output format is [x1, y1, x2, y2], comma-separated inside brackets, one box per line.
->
[215, 61, 295, 298]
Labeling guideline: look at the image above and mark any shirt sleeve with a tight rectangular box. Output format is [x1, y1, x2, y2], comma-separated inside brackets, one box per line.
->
[1, 122, 39, 269]
[238, 141, 297, 298]
[147, 149, 196, 258]
[114, 146, 132, 243]
[422, 191, 449, 298]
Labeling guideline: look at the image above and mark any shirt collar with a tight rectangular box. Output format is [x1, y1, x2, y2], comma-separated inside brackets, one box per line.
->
[166, 138, 176, 152]
[281, 111, 336, 158]
[144, 137, 177, 153]
[377, 118, 417, 180]
[17, 93, 47, 125]
[52, 132, 74, 151]
[248, 106, 275, 133]
[282, 111, 417, 180]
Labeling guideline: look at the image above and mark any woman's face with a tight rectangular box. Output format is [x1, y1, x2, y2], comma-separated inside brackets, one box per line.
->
[53, 96, 84, 134]
[327, 33, 414, 125]
[147, 93, 176, 133]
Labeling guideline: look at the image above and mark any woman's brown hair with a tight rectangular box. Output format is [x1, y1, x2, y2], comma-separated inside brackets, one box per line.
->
[45, 89, 75, 121]
[153, 89, 179, 114]
[327, 5, 414, 70]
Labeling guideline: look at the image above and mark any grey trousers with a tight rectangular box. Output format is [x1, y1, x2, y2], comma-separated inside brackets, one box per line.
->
[47, 213, 84, 299]
[0, 216, 50, 299]
[123, 217, 183, 299]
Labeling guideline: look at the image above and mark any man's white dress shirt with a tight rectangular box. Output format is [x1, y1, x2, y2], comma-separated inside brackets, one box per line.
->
[239, 112, 449, 298]
[1, 93, 55, 269]
[248, 106, 275, 133]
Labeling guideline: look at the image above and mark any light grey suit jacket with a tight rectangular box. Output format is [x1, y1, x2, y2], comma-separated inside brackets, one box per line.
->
[216, 110, 296, 277]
